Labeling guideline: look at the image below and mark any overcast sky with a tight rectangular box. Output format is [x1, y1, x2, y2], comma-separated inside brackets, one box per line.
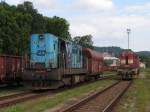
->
[5, 0, 150, 51]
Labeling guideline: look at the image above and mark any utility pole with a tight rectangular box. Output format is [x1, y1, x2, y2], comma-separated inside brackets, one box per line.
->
[127, 29, 131, 49]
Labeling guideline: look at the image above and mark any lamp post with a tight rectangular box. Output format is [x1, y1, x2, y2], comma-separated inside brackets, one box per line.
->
[127, 29, 131, 49]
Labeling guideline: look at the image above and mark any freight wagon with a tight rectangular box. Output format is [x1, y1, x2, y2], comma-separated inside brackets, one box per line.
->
[0, 55, 24, 85]
[117, 49, 140, 79]
[83, 48, 103, 78]
[23, 33, 104, 90]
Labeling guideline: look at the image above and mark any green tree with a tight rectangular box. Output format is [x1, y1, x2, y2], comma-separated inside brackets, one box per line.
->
[0, 6, 18, 54]
[0, 1, 71, 55]
[17, 1, 46, 34]
[45, 16, 71, 40]
[73, 35, 94, 48]
[0, 2, 32, 55]
[15, 13, 32, 55]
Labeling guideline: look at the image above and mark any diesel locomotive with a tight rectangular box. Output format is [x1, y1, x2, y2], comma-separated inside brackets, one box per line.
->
[23, 33, 104, 89]
[117, 49, 140, 79]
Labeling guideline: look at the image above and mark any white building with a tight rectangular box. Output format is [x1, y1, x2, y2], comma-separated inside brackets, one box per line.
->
[104, 57, 120, 67]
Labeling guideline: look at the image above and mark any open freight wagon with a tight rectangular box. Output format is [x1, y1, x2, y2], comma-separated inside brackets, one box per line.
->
[0, 55, 25, 85]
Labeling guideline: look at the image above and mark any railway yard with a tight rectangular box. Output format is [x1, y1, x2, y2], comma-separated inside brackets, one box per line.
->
[0, 34, 144, 112]
[0, 69, 149, 112]
[0, 1, 150, 112]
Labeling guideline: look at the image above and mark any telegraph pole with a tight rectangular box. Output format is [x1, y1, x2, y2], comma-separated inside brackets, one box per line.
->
[127, 29, 131, 49]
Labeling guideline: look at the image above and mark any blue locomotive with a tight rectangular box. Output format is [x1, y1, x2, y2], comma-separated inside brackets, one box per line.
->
[23, 33, 104, 89]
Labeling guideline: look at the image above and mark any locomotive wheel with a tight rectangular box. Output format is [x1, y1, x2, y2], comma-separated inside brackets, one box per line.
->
[94, 75, 99, 80]
[71, 76, 75, 86]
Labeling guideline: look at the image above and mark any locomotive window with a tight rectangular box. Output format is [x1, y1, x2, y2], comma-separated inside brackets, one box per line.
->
[72, 48, 77, 54]
[125, 56, 128, 65]
[77, 50, 82, 62]
[33, 41, 37, 44]
[79, 50, 82, 56]
[54, 44, 55, 50]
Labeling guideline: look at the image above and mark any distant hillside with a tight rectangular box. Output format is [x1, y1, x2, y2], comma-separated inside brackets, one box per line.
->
[136, 51, 150, 57]
[94, 46, 150, 57]
[94, 46, 123, 57]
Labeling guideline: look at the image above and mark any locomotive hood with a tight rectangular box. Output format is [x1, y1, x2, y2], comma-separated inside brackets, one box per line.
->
[30, 33, 58, 69]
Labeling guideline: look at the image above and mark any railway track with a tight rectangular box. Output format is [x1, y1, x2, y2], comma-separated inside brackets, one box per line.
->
[0, 91, 31, 101]
[0, 91, 54, 108]
[0, 76, 113, 108]
[60, 81, 132, 112]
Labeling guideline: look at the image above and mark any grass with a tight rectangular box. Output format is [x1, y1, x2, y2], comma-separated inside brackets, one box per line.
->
[115, 68, 150, 112]
[0, 79, 116, 112]
[103, 71, 117, 79]
[141, 68, 150, 79]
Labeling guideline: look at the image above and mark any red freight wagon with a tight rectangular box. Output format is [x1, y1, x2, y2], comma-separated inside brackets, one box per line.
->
[0, 55, 24, 85]
[117, 50, 140, 79]
[83, 48, 104, 78]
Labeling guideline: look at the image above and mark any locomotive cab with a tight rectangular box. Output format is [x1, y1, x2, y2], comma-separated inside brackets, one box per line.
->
[30, 33, 58, 71]
[118, 49, 140, 80]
